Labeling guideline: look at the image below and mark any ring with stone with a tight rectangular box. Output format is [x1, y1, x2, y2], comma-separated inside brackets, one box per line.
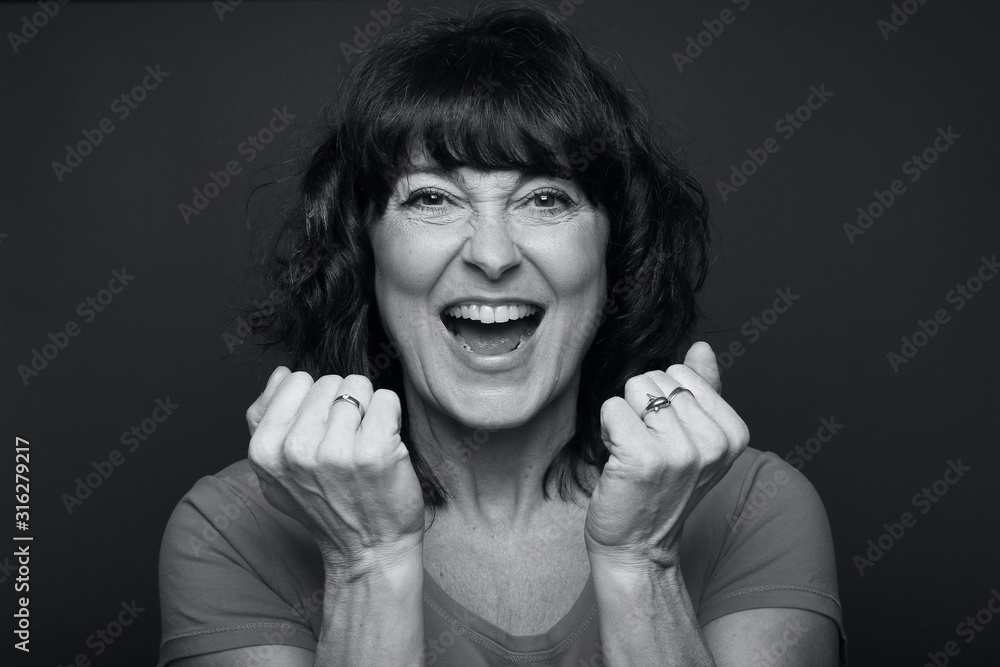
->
[332, 393, 365, 419]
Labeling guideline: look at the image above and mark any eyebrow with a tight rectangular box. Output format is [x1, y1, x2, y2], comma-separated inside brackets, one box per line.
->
[399, 167, 547, 191]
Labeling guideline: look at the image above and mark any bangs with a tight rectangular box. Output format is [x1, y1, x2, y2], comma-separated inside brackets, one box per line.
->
[341, 11, 627, 208]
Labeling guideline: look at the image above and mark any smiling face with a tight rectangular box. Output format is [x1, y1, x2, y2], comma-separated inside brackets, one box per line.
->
[369, 161, 610, 430]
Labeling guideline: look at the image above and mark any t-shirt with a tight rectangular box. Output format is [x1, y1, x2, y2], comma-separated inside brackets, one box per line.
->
[157, 447, 847, 665]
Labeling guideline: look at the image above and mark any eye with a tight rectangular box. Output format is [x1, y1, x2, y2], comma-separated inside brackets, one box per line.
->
[532, 192, 558, 208]
[521, 188, 574, 217]
[402, 188, 452, 210]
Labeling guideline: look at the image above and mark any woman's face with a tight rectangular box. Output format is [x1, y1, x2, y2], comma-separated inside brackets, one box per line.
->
[369, 159, 610, 430]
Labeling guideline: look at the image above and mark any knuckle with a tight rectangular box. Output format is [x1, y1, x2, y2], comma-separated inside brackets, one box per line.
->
[313, 375, 342, 390]
[372, 388, 400, 410]
[706, 422, 729, 448]
[666, 363, 696, 383]
[283, 431, 316, 459]
[352, 447, 393, 472]
[599, 396, 624, 422]
[345, 374, 373, 391]
[624, 375, 645, 394]
[666, 439, 700, 470]
[247, 439, 273, 470]
[735, 420, 751, 448]
[287, 370, 315, 387]
[643, 369, 668, 382]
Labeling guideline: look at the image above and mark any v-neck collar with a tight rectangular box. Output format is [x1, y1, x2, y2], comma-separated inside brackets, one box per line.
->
[422, 567, 599, 659]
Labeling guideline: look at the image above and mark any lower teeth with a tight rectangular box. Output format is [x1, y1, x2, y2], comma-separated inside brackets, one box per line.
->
[458, 334, 530, 354]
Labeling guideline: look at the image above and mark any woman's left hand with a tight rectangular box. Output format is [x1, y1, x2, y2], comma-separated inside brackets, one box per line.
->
[584, 341, 750, 572]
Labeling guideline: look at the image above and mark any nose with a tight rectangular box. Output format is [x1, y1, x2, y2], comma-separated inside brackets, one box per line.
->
[460, 214, 522, 280]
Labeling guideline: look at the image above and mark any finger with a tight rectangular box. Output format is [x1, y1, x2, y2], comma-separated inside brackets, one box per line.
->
[327, 374, 375, 436]
[683, 341, 721, 395]
[663, 364, 749, 463]
[263, 366, 293, 402]
[250, 371, 315, 468]
[599, 396, 649, 452]
[282, 374, 345, 460]
[623, 372, 686, 434]
[246, 366, 293, 433]
[646, 369, 730, 463]
[353, 388, 403, 456]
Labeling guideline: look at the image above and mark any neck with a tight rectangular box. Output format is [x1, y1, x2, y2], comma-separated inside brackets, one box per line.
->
[403, 374, 592, 530]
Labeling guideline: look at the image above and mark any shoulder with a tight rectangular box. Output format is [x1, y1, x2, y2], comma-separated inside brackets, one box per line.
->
[684, 447, 830, 539]
[721, 447, 829, 532]
[688, 446, 838, 577]
[158, 460, 324, 664]
[159, 459, 314, 568]
[680, 447, 845, 657]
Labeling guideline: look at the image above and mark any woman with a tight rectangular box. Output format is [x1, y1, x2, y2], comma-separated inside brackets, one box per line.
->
[158, 3, 845, 665]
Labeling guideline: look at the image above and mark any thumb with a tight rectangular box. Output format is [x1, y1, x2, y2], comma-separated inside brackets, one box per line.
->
[683, 341, 722, 395]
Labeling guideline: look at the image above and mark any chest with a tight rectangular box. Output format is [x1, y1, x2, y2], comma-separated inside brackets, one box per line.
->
[422, 504, 592, 636]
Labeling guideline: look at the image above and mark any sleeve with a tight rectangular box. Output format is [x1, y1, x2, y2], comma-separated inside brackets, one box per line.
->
[696, 451, 848, 665]
[156, 475, 318, 666]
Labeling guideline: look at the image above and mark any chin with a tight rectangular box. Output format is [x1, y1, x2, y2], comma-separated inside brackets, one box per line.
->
[440, 383, 549, 431]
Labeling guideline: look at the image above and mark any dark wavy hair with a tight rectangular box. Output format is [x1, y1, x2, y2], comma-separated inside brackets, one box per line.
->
[242, 1, 712, 508]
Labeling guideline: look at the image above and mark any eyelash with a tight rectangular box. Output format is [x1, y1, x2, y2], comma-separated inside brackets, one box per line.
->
[402, 187, 575, 217]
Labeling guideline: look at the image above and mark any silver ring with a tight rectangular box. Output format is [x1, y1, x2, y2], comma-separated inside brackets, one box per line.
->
[332, 394, 365, 419]
[665, 386, 693, 404]
[642, 393, 671, 417]
[641, 387, 693, 418]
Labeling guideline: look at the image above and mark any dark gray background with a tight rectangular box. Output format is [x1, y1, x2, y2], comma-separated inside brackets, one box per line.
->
[4, 0, 999, 664]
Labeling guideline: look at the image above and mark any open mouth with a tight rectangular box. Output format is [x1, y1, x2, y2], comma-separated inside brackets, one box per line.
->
[441, 303, 543, 356]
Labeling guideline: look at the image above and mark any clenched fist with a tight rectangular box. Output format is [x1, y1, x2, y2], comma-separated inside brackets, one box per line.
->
[246, 367, 426, 574]
[585, 342, 750, 572]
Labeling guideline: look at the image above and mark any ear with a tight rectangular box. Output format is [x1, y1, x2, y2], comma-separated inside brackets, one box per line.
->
[683, 341, 722, 395]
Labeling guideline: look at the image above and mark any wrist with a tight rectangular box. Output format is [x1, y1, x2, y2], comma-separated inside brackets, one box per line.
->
[587, 542, 681, 576]
[323, 536, 424, 586]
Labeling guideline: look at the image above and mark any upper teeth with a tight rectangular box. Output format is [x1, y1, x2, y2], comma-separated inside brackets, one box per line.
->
[446, 304, 538, 323]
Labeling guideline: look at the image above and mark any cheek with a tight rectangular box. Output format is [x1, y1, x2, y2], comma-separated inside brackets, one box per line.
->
[535, 218, 609, 297]
[371, 224, 453, 339]
[373, 224, 439, 299]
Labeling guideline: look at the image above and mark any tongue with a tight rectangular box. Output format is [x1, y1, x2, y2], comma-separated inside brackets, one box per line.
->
[454, 318, 531, 355]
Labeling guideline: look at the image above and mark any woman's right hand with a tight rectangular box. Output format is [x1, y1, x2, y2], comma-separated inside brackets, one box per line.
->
[247, 367, 426, 574]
